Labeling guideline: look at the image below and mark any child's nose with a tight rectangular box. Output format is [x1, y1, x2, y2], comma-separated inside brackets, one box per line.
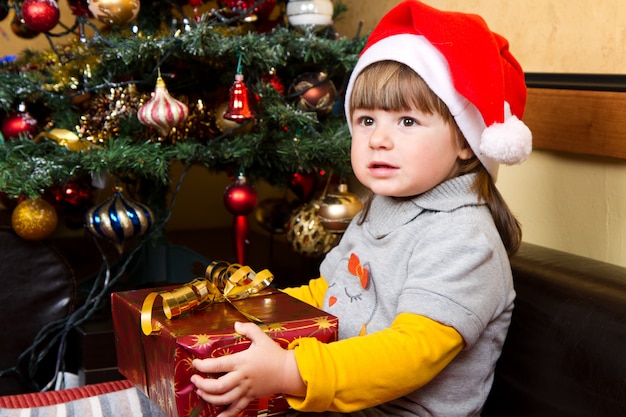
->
[368, 126, 393, 149]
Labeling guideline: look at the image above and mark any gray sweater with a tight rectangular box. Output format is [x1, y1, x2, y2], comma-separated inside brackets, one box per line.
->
[318, 173, 515, 417]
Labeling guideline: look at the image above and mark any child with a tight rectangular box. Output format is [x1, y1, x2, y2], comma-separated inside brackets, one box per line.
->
[191, 1, 532, 416]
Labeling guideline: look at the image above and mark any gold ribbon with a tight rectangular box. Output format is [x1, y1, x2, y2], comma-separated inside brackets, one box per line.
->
[141, 261, 274, 335]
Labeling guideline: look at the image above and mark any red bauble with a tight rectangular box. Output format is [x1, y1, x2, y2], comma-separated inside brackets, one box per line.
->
[22, 0, 60, 33]
[55, 179, 93, 210]
[289, 170, 317, 202]
[1, 110, 39, 139]
[261, 69, 285, 95]
[224, 175, 258, 216]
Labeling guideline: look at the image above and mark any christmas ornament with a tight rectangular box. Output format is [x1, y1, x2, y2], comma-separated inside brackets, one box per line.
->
[287, 199, 339, 257]
[1, 109, 39, 139]
[223, 73, 256, 123]
[215, 101, 254, 135]
[286, 0, 334, 31]
[261, 68, 285, 95]
[11, 198, 58, 240]
[67, 0, 93, 17]
[21, 0, 61, 33]
[138, 75, 189, 138]
[218, 0, 276, 20]
[87, 0, 140, 26]
[318, 183, 362, 233]
[289, 71, 337, 117]
[48, 177, 94, 229]
[0, 2, 10, 21]
[224, 173, 258, 264]
[52, 178, 93, 210]
[35, 128, 95, 151]
[85, 188, 154, 253]
[289, 170, 317, 202]
[10, 15, 40, 39]
[254, 198, 294, 234]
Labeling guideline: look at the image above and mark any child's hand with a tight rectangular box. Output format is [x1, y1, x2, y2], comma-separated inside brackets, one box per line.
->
[190, 321, 305, 417]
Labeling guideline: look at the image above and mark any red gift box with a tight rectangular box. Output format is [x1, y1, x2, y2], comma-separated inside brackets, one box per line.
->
[112, 286, 338, 417]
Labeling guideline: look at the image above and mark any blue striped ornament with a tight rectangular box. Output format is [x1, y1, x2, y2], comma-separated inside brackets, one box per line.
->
[86, 190, 154, 253]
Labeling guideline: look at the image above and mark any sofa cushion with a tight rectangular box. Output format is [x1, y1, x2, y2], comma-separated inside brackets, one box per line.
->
[483, 243, 626, 417]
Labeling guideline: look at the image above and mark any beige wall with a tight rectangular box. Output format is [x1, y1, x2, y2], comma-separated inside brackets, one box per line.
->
[4, 1, 626, 267]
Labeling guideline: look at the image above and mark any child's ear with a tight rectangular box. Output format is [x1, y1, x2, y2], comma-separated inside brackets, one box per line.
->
[458, 143, 474, 161]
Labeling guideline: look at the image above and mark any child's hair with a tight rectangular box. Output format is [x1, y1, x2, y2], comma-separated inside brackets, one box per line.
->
[350, 60, 522, 255]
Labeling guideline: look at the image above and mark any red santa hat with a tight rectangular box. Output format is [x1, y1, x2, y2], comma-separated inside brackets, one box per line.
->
[344, 0, 532, 179]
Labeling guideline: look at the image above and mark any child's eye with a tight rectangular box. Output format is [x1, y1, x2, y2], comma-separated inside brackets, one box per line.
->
[357, 116, 374, 126]
[401, 117, 417, 127]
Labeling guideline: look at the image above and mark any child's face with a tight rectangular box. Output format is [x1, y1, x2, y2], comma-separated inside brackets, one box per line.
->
[350, 107, 472, 198]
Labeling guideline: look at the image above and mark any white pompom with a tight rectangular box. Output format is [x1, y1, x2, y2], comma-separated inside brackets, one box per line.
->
[480, 115, 532, 165]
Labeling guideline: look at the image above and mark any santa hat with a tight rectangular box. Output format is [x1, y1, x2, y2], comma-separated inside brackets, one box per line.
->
[344, 0, 532, 179]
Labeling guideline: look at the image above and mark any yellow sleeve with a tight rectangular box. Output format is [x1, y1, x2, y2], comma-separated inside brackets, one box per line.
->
[280, 276, 328, 309]
[285, 312, 464, 413]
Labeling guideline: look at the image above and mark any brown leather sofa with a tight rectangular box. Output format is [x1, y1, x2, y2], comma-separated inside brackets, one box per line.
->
[0, 228, 77, 395]
[483, 243, 626, 417]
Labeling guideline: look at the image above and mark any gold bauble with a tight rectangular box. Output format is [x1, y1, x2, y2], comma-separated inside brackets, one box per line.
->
[318, 183, 363, 233]
[11, 198, 58, 240]
[286, 200, 339, 257]
[88, 0, 140, 26]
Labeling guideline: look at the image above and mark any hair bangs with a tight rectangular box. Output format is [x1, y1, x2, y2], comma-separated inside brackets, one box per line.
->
[350, 60, 451, 119]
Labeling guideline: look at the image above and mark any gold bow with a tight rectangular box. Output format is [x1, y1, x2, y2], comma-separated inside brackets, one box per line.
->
[140, 261, 274, 335]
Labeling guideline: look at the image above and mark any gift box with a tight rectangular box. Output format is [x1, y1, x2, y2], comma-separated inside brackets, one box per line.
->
[112, 283, 337, 417]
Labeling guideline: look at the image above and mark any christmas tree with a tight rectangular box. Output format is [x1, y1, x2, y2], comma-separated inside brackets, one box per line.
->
[0, 0, 365, 244]
[0, 0, 366, 392]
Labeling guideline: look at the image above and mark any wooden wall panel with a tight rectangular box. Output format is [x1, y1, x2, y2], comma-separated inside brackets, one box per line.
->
[523, 88, 626, 159]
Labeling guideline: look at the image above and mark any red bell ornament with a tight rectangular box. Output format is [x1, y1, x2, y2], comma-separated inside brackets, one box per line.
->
[21, 0, 61, 33]
[224, 174, 258, 264]
[223, 74, 256, 124]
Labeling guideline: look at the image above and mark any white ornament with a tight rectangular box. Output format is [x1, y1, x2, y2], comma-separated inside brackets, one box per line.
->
[286, 0, 334, 31]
